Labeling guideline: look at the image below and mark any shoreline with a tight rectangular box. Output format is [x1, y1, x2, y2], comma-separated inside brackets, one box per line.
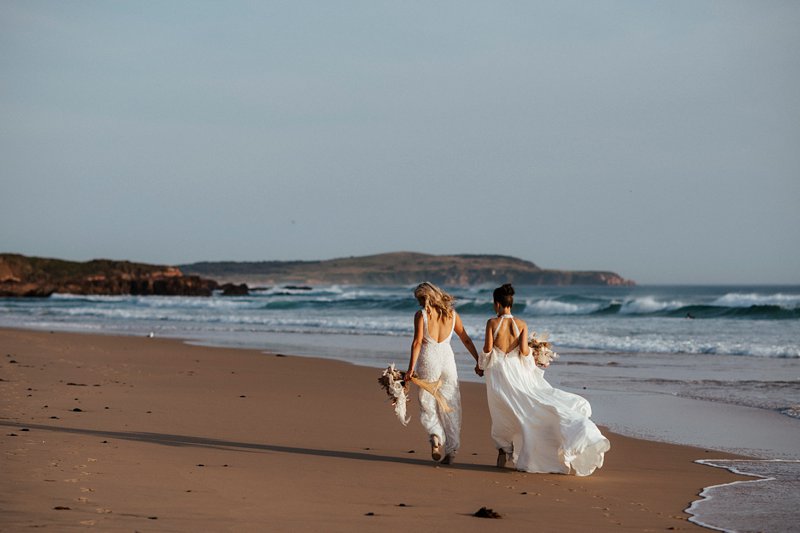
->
[8, 323, 798, 459]
[1, 327, 752, 531]
[179, 328, 800, 460]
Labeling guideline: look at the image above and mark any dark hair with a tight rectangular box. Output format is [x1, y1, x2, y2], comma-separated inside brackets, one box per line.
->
[493, 283, 515, 308]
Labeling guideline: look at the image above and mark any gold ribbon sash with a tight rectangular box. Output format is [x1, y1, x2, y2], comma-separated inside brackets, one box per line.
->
[409, 376, 453, 413]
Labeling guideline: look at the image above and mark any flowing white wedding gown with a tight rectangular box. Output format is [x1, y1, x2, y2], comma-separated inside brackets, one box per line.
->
[480, 315, 610, 476]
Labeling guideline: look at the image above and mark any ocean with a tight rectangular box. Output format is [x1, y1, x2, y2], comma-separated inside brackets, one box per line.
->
[1, 284, 799, 532]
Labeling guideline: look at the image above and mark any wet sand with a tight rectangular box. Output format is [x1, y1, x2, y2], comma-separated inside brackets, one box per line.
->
[0, 328, 750, 531]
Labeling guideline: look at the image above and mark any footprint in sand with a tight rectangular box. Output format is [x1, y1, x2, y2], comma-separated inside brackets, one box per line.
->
[79, 520, 96, 526]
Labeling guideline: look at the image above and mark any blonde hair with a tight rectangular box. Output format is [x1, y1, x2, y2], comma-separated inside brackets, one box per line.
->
[414, 282, 454, 319]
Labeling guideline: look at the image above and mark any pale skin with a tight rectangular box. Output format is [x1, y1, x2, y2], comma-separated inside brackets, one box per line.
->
[405, 304, 481, 389]
[484, 301, 531, 356]
[485, 299, 531, 467]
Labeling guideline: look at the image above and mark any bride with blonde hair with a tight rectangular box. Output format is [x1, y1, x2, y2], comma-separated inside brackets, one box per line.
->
[405, 282, 480, 464]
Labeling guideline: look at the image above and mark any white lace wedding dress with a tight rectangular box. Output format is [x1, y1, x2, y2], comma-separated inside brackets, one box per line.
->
[415, 309, 462, 456]
[479, 315, 610, 475]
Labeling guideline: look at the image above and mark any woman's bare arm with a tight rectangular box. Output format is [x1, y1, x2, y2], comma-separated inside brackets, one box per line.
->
[483, 319, 494, 354]
[453, 313, 479, 363]
[518, 320, 530, 356]
[406, 311, 424, 378]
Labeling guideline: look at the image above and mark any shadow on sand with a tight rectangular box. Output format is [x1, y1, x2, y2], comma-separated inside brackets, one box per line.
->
[0, 420, 500, 473]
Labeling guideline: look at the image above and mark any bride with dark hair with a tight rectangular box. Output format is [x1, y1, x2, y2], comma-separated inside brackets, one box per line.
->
[480, 283, 610, 475]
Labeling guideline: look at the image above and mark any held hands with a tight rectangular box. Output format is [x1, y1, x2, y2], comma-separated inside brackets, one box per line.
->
[403, 370, 413, 392]
[474, 364, 484, 377]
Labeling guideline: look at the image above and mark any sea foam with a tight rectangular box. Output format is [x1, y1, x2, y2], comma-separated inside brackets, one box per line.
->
[688, 459, 800, 533]
[712, 292, 800, 309]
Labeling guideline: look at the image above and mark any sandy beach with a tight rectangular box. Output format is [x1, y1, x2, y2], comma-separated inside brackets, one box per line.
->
[1, 327, 750, 532]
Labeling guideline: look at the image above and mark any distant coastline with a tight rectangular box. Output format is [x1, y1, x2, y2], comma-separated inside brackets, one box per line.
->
[0, 252, 634, 297]
[180, 252, 634, 287]
[0, 253, 219, 297]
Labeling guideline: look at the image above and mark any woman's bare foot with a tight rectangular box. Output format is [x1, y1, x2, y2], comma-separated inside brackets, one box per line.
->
[430, 435, 443, 462]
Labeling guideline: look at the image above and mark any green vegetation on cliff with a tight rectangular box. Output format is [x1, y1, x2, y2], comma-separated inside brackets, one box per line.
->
[180, 252, 634, 287]
[0, 254, 218, 297]
[0, 252, 634, 297]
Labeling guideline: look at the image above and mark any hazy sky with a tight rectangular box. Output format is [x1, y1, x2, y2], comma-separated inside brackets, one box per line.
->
[2, 1, 798, 284]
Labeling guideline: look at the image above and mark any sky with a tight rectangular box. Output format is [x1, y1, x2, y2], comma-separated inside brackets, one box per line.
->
[1, 1, 798, 284]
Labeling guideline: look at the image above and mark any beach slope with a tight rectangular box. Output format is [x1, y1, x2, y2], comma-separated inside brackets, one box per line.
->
[0, 329, 747, 531]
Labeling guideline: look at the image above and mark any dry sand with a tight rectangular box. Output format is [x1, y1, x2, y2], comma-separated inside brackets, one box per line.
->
[1, 328, 749, 532]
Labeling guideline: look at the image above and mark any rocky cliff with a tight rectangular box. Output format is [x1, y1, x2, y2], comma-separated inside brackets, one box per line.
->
[0, 252, 634, 297]
[181, 252, 635, 287]
[0, 254, 219, 297]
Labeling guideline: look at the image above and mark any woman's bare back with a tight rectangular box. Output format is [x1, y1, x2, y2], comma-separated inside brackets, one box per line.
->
[488, 316, 527, 353]
[424, 309, 455, 343]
